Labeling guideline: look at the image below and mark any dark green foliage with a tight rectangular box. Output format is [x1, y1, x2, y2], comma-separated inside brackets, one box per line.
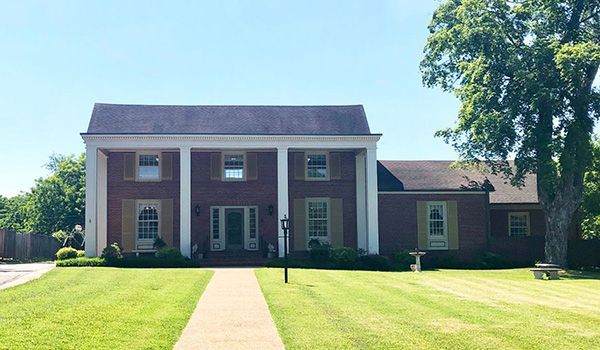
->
[356, 255, 394, 271]
[153, 237, 167, 250]
[421, 0, 600, 266]
[76, 250, 85, 258]
[55, 247, 78, 260]
[108, 256, 194, 268]
[581, 137, 600, 239]
[55, 257, 106, 267]
[155, 246, 184, 260]
[308, 239, 331, 261]
[100, 243, 122, 261]
[394, 250, 416, 270]
[331, 247, 358, 267]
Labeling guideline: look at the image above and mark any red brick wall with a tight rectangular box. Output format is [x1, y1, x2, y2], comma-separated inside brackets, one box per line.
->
[288, 151, 357, 251]
[378, 193, 488, 260]
[190, 152, 278, 252]
[106, 152, 181, 249]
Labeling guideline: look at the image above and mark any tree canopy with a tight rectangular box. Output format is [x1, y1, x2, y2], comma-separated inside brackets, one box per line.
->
[0, 154, 85, 234]
[421, 0, 600, 265]
[581, 136, 600, 239]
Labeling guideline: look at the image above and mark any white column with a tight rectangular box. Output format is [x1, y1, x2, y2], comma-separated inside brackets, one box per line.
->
[355, 150, 367, 251]
[180, 146, 192, 258]
[84, 145, 97, 257]
[365, 147, 379, 254]
[277, 147, 289, 258]
[96, 151, 108, 256]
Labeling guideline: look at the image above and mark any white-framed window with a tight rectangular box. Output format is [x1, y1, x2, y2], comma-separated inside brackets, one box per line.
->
[223, 152, 245, 181]
[509, 212, 530, 236]
[427, 201, 448, 249]
[306, 198, 330, 242]
[137, 152, 160, 181]
[136, 200, 160, 248]
[305, 152, 329, 180]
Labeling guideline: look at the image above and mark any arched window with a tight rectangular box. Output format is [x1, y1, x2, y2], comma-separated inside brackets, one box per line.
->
[137, 202, 160, 240]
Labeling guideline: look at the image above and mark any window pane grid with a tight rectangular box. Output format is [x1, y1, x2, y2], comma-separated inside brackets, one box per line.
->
[212, 208, 220, 239]
[137, 204, 159, 240]
[428, 204, 445, 236]
[249, 208, 257, 239]
[224, 154, 244, 179]
[138, 154, 160, 180]
[307, 154, 327, 178]
[509, 214, 529, 236]
[308, 201, 328, 238]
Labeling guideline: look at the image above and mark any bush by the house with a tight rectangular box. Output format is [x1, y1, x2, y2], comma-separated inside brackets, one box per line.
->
[56, 257, 106, 267]
[155, 246, 184, 260]
[56, 247, 78, 260]
[308, 239, 331, 261]
[76, 250, 85, 258]
[357, 254, 394, 271]
[108, 256, 194, 268]
[153, 237, 167, 250]
[101, 243, 122, 261]
[331, 247, 358, 267]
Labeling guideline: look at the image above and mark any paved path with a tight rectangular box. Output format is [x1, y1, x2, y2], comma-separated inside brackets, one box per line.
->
[0, 262, 55, 291]
[174, 268, 285, 350]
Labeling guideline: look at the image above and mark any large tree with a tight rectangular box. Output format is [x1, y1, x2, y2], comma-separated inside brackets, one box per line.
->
[421, 0, 600, 266]
[580, 136, 600, 238]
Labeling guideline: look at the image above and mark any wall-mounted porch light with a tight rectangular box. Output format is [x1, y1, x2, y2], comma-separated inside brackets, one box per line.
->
[194, 204, 201, 217]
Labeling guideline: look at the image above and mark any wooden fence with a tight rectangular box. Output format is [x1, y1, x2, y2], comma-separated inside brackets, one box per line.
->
[0, 229, 61, 260]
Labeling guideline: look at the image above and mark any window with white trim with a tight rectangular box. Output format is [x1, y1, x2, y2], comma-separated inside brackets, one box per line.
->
[428, 202, 446, 236]
[137, 153, 160, 181]
[306, 153, 328, 180]
[509, 212, 530, 236]
[223, 153, 245, 180]
[137, 201, 160, 242]
[306, 198, 329, 240]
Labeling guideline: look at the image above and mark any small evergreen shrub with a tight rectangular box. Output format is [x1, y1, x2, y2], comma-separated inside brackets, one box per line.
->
[153, 237, 167, 250]
[108, 256, 193, 268]
[155, 247, 183, 260]
[101, 243, 122, 261]
[56, 257, 106, 267]
[357, 254, 393, 271]
[56, 247, 78, 260]
[331, 247, 358, 266]
[394, 250, 415, 270]
[308, 239, 331, 261]
[76, 250, 86, 258]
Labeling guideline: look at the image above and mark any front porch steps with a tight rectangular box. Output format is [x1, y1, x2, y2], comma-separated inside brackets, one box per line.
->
[197, 250, 267, 267]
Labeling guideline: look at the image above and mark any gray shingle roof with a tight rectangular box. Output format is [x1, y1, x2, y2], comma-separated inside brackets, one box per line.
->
[85, 103, 373, 135]
[379, 160, 539, 204]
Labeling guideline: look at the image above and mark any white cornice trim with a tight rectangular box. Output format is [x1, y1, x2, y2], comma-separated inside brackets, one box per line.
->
[82, 134, 381, 149]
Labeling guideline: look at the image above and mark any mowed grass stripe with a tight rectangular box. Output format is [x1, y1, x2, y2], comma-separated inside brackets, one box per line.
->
[0, 267, 213, 350]
[257, 268, 600, 350]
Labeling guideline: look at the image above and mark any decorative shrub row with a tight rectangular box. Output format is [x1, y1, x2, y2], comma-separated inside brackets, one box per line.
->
[55, 257, 106, 267]
[55, 247, 85, 260]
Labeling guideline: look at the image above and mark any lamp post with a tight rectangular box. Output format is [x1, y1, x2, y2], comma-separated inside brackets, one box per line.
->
[280, 215, 290, 283]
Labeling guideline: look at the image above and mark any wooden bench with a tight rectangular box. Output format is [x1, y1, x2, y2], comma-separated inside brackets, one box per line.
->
[530, 263, 562, 280]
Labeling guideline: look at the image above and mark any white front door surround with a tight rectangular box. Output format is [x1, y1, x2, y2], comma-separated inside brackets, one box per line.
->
[82, 134, 381, 258]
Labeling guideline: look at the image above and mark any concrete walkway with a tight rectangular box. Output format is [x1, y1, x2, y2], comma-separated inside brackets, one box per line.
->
[174, 268, 285, 350]
[0, 262, 55, 291]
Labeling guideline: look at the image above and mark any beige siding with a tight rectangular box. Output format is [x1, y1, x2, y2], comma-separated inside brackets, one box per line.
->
[123, 153, 135, 181]
[161, 153, 173, 181]
[294, 153, 305, 180]
[330, 153, 341, 180]
[293, 199, 306, 251]
[210, 153, 221, 180]
[247, 153, 258, 180]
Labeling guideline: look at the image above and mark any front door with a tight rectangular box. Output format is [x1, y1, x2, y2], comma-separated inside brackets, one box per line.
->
[225, 208, 244, 250]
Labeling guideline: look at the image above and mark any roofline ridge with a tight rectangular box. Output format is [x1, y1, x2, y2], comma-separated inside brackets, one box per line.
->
[93, 102, 365, 108]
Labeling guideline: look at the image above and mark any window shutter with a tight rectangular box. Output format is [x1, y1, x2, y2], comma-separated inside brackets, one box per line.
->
[330, 153, 342, 180]
[416, 201, 428, 250]
[210, 153, 222, 180]
[161, 153, 173, 181]
[330, 198, 344, 247]
[293, 199, 306, 251]
[121, 199, 136, 252]
[447, 201, 459, 250]
[294, 153, 305, 180]
[123, 153, 135, 181]
[161, 199, 174, 246]
[247, 153, 258, 180]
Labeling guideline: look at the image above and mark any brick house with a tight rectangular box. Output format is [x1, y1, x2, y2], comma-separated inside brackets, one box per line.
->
[82, 103, 555, 263]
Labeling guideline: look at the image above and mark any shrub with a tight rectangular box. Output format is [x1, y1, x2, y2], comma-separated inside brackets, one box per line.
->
[107, 256, 193, 268]
[155, 247, 184, 260]
[153, 237, 167, 250]
[394, 250, 415, 271]
[56, 247, 78, 260]
[56, 257, 106, 267]
[307, 239, 331, 261]
[76, 250, 86, 258]
[101, 243, 122, 261]
[52, 230, 68, 243]
[331, 247, 358, 266]
[357, 254, 393, 271]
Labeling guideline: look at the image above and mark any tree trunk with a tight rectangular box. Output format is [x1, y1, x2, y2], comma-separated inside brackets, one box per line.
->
[543, 206, 572, 266]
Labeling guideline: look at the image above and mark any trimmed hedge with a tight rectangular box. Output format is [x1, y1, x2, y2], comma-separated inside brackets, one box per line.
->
[56, 247, 78, 260]
[56, 257, 106, 267]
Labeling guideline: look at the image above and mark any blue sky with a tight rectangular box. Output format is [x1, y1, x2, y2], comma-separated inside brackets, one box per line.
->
[0, 0, 460, 197]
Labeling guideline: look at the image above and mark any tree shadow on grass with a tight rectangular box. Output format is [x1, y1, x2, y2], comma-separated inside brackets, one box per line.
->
[560, 269, 600, 280]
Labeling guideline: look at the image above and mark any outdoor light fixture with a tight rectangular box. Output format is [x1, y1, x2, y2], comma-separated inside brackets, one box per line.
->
[280, 215, 290, 283]
[194, 205, 201, 217]
[268, 204, 274, 216]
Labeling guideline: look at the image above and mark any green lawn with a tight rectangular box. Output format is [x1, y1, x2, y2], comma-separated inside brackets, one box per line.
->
[0, 267, 213, 350]
[256, 268, 600, 350]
